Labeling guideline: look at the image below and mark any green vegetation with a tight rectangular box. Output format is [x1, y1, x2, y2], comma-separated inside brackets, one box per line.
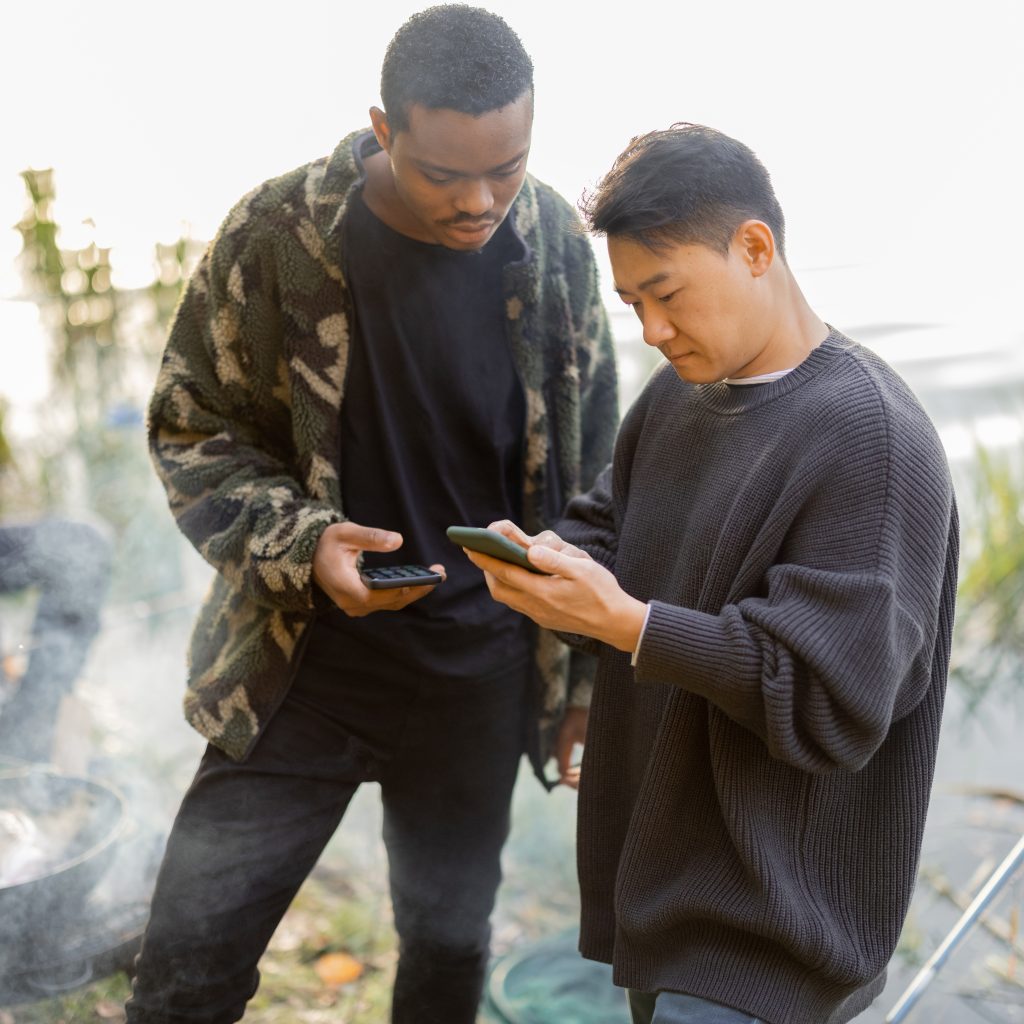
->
[950, 446, 1024, 713]
[4, 169, 201, 601]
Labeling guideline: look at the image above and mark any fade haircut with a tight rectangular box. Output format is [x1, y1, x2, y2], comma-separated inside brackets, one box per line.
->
[581, 123, 787, 260]
[380, 4, 534, 133]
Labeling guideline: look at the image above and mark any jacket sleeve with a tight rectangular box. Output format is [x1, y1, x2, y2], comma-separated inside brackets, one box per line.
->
[562, 230, 620, 706]
[147, 200, 344, 613]
[634, 405, 959, 774]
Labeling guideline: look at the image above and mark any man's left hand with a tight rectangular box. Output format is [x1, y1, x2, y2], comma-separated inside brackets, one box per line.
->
[555, 706, 588, 789]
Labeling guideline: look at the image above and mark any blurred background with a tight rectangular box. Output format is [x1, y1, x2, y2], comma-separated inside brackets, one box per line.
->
[1, 1, 1023, 1021]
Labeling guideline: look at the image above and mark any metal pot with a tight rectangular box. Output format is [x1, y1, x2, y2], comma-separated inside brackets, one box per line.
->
[0, 767, 127, 957]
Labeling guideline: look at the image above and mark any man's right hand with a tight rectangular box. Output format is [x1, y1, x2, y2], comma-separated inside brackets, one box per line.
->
[312, 522, 445, 618]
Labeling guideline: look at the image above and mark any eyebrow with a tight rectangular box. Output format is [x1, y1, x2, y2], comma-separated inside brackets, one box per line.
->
[415, 150, 529, 177]
[614, 271, 671, 296]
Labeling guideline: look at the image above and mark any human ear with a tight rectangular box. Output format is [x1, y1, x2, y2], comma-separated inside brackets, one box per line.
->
[369, 106, 392, 153]
[736, 220, 775, 277]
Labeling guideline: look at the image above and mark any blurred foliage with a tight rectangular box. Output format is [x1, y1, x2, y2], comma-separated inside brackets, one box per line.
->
[950, 445, 1024, 711]
[0, 399, 14, 474]
[5, 169, 203, 602]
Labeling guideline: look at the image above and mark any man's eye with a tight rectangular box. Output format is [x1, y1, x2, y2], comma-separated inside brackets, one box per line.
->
[657, 291, 678, 304]
[424, 173, 454, 185]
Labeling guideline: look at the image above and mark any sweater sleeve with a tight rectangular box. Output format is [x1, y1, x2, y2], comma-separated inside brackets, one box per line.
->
[147, 197, 344, 613]
[557, 463, 618, 570]
[634, 397, 958, 774]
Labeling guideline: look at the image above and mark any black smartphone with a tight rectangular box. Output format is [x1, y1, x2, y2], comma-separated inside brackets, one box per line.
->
[446, 526, 551, 575]
[359, 565, 444, 589]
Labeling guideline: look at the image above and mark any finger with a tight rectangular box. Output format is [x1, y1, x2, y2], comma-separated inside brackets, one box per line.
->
[560, 765, 581, 789]
[486, 520, 533, 545]
[556, 734, 573, 779]
[464, 548, 533, 586]
[337, 521, 403, 553]
[390, 582, 440, 608]
[563, 542, 592, 560]
[529, 533, 590, 560]
[524, 543, 583, 578]
[428, 563, 447, 581]
[532, 529, 565, 550]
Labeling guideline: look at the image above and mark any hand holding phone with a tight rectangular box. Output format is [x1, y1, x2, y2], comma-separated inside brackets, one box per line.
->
[446, 526, 551, 575]
[313, 522, 444, 618]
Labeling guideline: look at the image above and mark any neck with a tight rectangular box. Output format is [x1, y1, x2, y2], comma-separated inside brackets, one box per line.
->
[361, 148, 435, 243]
[755, 270, 830, 373]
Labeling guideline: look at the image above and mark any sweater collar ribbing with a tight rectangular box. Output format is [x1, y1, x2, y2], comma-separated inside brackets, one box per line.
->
[691, 328, 854, 415]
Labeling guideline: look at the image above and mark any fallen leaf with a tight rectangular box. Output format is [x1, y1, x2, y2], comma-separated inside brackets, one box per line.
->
[314, 951, 364, 987]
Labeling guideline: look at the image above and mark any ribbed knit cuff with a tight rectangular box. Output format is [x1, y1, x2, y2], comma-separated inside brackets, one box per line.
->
[629, 602, 653, 667]
[633, 601, 762, 712]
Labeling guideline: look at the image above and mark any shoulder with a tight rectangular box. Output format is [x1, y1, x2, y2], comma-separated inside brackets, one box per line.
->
[209, 131, 363, 259]
[802, 336, 952, 500]
[819, 336, 943, 450]
[213, 159, 323, 249]
[517, 174, 593, 263]
[525, 174, 580, 224]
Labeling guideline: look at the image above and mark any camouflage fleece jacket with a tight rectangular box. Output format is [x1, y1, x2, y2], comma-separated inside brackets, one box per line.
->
[147, 129, 619, 784]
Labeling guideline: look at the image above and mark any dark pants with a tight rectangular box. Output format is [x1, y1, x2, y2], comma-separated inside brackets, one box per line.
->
[125, 626, 529, 1024]
[0, 518, 112, 763]
[628, 990, 764, 1023]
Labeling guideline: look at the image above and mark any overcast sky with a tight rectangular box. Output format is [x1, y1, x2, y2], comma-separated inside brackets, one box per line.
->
[1, 0, 1022, 396]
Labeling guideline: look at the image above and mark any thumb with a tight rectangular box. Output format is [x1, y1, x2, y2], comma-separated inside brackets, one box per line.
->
[527, 543, 580, 577]
[338, 521, 403, 553]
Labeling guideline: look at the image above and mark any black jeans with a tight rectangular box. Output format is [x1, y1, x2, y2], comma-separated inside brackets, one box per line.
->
[125, 626, 529, 1024]
[0, 518, 112, 763]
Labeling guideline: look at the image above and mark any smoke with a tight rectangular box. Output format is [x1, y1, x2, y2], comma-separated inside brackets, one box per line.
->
[0, 512, 208, 1010]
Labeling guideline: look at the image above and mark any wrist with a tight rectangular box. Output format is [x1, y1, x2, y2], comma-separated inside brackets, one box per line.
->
[605, 595, 648, 653]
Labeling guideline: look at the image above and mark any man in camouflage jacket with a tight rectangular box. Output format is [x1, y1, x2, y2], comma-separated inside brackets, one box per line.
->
[131, 7, 617, 1023]
[147, 122, 616, 784]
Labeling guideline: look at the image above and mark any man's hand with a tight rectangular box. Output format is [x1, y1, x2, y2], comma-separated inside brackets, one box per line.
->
[461, 520, 647, 653]
[555, 706, 588, 789]
[313, 522, 445, 617]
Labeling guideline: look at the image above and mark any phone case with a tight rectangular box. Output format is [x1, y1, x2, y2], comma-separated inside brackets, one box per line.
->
[446, 526, 549, 574]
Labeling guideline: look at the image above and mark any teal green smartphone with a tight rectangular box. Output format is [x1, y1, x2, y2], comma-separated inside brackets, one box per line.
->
[446, 526, 551, 575]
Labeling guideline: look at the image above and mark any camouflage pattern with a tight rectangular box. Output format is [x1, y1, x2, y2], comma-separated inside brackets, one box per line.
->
[148, 129, 619, 783]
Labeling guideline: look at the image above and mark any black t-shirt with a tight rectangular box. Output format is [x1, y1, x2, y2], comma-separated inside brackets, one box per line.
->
[313, 182, 531, 678]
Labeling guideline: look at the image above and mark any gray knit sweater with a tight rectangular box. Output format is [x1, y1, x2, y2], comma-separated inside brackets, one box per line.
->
[558, 330, 959, 1024]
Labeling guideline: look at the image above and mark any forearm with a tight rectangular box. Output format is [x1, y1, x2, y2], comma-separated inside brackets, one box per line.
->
[148, 268, 343, 612]
[633, 577, 936, 774]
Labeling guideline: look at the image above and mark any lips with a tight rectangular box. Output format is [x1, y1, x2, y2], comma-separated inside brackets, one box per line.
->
[447, 220, 496, 238]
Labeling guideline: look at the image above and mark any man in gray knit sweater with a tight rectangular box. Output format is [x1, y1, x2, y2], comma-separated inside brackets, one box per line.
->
[462, 125, 959, 1024]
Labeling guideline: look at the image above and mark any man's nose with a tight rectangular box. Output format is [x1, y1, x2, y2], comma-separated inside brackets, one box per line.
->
[641, 308, 675, 347]
[453, 179, 494, 218]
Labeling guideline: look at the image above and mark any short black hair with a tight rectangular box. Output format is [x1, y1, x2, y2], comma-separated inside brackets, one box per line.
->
[380, 4, 534, 133]
[581, 123, 787, 260]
